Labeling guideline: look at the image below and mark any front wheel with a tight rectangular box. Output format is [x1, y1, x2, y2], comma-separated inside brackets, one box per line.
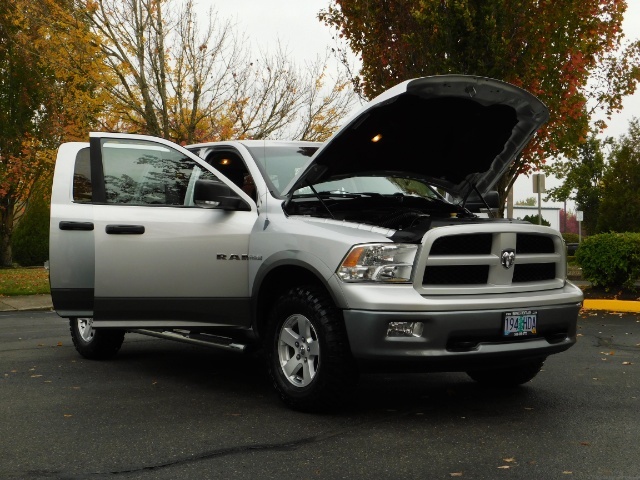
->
[69, 318, 125, 360]
[467, 358, 545, 387]
[266, 286, 358, 411]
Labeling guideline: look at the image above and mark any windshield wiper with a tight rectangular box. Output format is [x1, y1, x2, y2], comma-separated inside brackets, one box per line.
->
[291, 191, 373, 199]
[317, 191, 371, 198]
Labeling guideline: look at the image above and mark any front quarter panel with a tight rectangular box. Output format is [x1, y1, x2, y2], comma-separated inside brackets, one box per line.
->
[248, 211, 398, 309]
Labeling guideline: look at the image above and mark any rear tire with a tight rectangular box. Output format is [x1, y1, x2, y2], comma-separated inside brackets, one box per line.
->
[266, 286, 358, 411]
[467, 358, 545, 387]
[69, 318, 125, 360]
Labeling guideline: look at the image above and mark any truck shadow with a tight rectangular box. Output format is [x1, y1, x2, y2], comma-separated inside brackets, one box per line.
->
[104, 333, 557, 420]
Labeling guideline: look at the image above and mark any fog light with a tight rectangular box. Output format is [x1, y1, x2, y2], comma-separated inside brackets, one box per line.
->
[386, 321, 424, 338]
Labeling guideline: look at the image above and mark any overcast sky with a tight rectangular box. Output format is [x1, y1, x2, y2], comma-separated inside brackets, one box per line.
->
[210, 0, 640, 206]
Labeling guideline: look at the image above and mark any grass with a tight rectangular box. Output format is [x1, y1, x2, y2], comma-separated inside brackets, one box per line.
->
[0, 267, 50, 296]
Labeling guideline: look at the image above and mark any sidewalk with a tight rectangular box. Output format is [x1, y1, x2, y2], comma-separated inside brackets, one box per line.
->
[1, 288, 639, 313]
[0, 294, 53, 312]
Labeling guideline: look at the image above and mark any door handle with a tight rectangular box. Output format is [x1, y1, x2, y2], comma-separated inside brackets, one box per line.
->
[105, 225, 145, 235]
[59, 221, 94, 231]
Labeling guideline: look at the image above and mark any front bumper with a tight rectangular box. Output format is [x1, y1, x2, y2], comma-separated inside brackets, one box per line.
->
[343, 296, 582, 373]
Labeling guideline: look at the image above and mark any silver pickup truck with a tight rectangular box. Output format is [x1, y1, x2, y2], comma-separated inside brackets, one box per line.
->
[50, 75, 583, 411]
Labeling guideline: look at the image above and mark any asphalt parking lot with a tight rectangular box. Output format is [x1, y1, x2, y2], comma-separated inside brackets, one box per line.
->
[1, 310, 638, 480]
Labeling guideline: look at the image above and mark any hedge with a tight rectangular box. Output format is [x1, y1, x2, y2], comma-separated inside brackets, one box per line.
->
[562, 233, 580, 244]
[12, 195, 50, 267]
[575, 232, 640, 290]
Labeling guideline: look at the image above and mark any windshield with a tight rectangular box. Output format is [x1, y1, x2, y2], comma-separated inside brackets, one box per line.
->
[244, 144, 317, 195]
[293, 176, 444, 201]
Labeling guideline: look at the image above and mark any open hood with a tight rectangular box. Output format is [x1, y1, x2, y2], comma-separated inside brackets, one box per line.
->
[284, 75, 549, 200]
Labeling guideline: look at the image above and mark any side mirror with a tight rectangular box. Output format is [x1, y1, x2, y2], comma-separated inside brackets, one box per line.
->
[465, 190, 500, 213]
[194, 180, 250, 211]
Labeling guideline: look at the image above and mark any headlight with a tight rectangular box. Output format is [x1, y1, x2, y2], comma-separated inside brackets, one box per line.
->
[337, 243, 419, 283]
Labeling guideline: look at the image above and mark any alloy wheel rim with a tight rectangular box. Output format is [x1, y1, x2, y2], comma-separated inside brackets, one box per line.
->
[277, 314, 320, 387]
[77, 318, 95, 342]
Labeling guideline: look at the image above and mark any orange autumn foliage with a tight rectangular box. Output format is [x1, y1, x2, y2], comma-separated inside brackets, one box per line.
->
[320, 0, 640, 213]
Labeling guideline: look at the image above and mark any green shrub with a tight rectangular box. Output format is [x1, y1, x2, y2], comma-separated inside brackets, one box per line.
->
[562, 233, 580, 244]
[521, 214, 551, 227]
[12, 195, 50, 267]
[575, 232, 640, 290]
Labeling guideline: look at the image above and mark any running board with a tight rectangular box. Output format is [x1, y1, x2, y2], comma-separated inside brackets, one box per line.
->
[130, 329, 247, 353]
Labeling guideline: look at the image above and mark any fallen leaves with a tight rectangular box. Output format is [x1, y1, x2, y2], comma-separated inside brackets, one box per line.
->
[497, 457, 517, 469]
[449, 473, 463, 477]
[0, 267, 50, 295]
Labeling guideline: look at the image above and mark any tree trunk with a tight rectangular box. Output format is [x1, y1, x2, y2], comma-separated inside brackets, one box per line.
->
[0, 203, 14, 267]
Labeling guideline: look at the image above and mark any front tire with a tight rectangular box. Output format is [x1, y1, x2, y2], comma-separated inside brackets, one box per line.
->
[266, 286, 358, 411]
[467, 358, 545, 387]
[69, 318, 125, 360]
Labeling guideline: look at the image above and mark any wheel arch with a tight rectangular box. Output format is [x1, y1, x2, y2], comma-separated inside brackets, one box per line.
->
[251, 258, 346, 340]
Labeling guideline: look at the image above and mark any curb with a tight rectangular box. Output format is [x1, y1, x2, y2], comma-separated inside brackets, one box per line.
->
[582, 299, 640, 313]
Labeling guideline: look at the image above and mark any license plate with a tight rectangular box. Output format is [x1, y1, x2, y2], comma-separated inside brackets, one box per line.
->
[503, 310, 537, 337]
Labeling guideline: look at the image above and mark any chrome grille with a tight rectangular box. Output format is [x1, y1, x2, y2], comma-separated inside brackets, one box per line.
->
[418, 226, 565, 295]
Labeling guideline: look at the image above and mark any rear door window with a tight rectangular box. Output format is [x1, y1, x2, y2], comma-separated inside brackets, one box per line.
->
[73, 147, 92, 203]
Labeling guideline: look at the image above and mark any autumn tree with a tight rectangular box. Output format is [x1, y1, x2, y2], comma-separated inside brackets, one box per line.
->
[84, 0, 355, 144]
[546, 133, 606, 236]
[597, 118, 640, 233]
[320, 0, 640, 214]
[0, 0, 109, 266]
[559, 210, 579, 235]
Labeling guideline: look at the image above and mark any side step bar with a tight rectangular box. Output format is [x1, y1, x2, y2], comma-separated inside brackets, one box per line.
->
[130, 329, 247, 353]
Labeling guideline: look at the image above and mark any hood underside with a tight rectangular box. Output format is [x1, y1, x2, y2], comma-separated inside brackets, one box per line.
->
[286, 75, 549, 199]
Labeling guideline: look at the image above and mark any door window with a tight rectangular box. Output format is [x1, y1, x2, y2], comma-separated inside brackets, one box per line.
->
[73, 147, 92, 203]
[100, 138, 217, 206]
